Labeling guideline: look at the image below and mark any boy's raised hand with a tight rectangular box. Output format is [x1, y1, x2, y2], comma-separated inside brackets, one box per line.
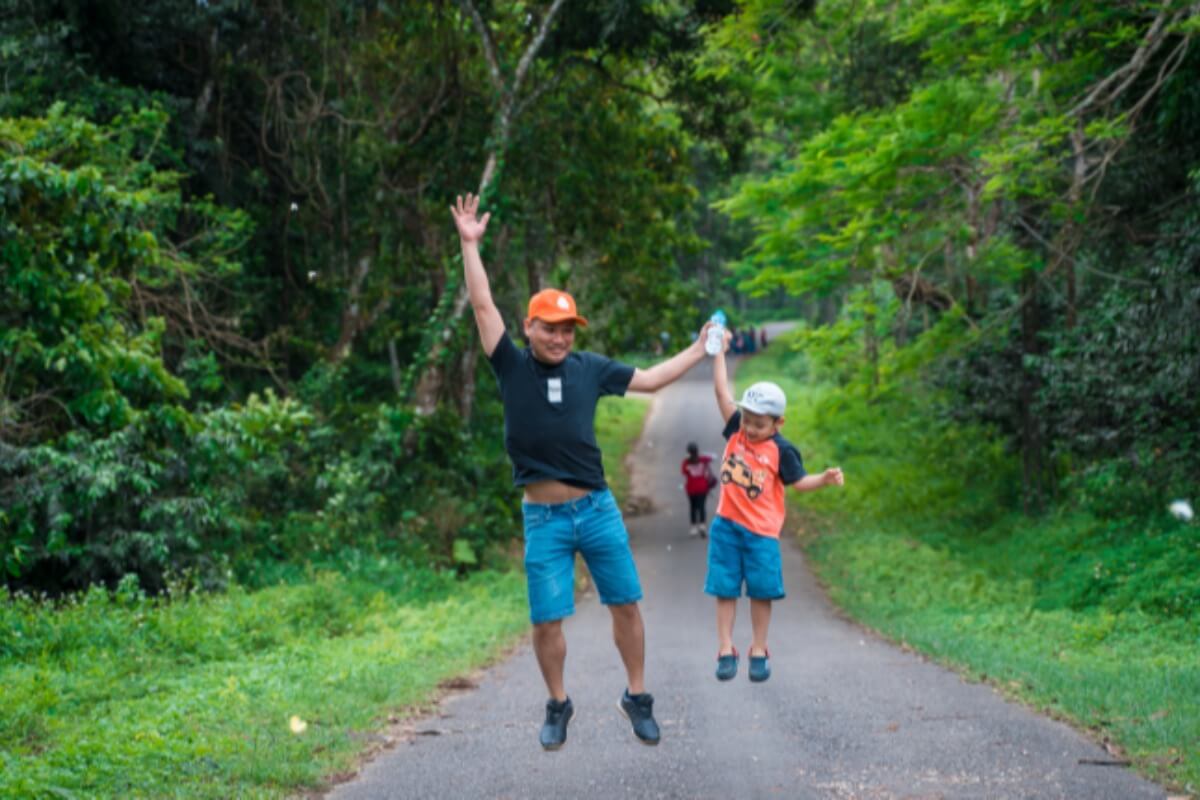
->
[822, 467, 845, 487]
[451, 193, 490, 244]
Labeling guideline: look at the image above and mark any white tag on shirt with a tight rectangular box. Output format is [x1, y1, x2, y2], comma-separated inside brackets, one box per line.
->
[547, 378, 563, 404]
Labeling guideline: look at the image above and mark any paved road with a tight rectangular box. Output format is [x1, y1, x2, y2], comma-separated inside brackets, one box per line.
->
[329, 342, 1166, 800]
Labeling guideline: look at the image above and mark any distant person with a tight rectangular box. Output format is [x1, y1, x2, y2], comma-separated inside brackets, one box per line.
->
[745, 326, 757, 354]
[705, 329, 844, 683]
[450, 193, 716, 751]
[681, 441, 716, 537]
[760, 328, 768, 349]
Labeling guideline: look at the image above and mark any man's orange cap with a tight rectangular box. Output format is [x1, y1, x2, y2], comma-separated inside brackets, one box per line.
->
[526, 288, 588, 327]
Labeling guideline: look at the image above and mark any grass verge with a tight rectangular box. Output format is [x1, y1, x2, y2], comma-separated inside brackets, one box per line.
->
[596, 394, 651, 507]
[734, 334, 1199, 794]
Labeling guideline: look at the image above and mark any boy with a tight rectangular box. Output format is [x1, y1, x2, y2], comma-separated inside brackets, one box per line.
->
[706, 331, 844, 682]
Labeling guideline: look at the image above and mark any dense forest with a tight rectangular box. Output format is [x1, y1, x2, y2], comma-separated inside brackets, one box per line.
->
[2, 0, 1198, 598]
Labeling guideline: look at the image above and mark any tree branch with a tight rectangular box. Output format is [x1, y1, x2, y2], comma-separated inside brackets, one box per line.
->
[1067, 6, 1179, 117]
[513, 0, 568, 98]
[458, 0, 505, 95]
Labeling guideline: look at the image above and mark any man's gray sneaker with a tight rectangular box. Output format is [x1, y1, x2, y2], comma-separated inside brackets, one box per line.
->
[540, 696, 574, 750]
[618, 689, 660, 745]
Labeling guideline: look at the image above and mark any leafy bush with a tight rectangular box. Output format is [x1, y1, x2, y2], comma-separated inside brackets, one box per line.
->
[938, 201, 1200, 513]
[0, 105, 251, 444]
[3, 386, 522, 593]
[0, 106, 522, 590]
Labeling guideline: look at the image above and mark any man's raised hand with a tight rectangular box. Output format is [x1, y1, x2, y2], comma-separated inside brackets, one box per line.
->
[451, 193, 490, 244]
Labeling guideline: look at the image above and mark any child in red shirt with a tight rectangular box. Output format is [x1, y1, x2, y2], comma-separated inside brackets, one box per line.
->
[681, 442, 715, 537]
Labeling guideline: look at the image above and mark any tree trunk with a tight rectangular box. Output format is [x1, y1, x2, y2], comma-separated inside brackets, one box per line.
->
[388, 338, 403, 396]
[1019, 271, 1044, 512]
[865, 306, 879, 397]
[458, 337, 480, 420]
[1064, 126, 1086, 330]
[411, 287, 472, 414]
[409, 0, 567, 417]
[329, 255, 372, 362]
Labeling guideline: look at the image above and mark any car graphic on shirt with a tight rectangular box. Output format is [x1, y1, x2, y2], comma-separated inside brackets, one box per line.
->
[720, 452, 763, 500]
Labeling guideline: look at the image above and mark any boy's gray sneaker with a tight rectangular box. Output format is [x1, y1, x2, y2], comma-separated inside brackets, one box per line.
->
[715, 647, 738, 681]
[748, 649, 771, 683]
[618, 689, 660, 745]
[540, 696, 574, 750]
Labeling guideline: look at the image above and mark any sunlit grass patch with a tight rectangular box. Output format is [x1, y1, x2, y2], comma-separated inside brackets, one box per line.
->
[1, 568, 527, 798]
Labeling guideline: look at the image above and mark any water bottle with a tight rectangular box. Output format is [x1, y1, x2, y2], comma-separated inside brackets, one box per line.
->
[704, 310, 727, 356]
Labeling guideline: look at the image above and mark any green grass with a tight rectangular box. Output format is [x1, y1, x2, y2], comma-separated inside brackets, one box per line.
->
[735, 332, 1200, 794]
[0, 393, 656, 799]
[596, 394, 651, 506]
[810, 527, 1198, 789]
[0, 567, 528, 799]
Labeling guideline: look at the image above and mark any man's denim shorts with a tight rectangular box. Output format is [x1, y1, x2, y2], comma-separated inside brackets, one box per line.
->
[704, 515, 786, 600]
[521, 488, 643, 624]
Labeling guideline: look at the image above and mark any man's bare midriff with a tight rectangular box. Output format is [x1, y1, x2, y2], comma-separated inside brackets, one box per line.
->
[523, 479, 591, 505]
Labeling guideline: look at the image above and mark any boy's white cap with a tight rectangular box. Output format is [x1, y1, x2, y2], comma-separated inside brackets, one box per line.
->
[738, 381, 786, 417]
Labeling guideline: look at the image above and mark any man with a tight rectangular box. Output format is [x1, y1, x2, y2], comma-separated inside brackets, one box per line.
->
[450, 193, 713, 751]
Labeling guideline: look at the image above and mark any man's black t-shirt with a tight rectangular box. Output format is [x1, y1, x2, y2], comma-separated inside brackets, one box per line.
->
[487, 331, 635, 490]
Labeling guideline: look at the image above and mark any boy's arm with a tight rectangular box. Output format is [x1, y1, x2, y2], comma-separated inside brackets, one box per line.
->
[627, 321, 713, 392]
[712, 330, 736, 423]
[791, 468, 844, 492]
[450, 193, 504, 356]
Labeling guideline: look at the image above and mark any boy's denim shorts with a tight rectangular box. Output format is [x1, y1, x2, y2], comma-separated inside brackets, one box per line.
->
[704, 515, 786, 600]
[521, 488, 642, 624]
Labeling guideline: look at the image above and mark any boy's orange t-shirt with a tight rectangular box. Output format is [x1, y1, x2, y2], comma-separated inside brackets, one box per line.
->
[714, 411, 807, 538]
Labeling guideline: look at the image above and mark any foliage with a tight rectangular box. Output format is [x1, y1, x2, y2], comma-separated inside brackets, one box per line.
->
[0, 105, 255, 587]
[705, 0, 1200, 509]
[0, 105, 251, 443]
[937, 199, 1200, 501]
[2, 385, 523, 592]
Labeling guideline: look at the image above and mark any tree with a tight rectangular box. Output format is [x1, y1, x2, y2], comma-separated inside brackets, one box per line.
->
[703, 0, 1200, 503]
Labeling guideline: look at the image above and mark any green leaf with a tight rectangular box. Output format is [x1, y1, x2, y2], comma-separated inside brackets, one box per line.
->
[452, 539, 478, 566]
